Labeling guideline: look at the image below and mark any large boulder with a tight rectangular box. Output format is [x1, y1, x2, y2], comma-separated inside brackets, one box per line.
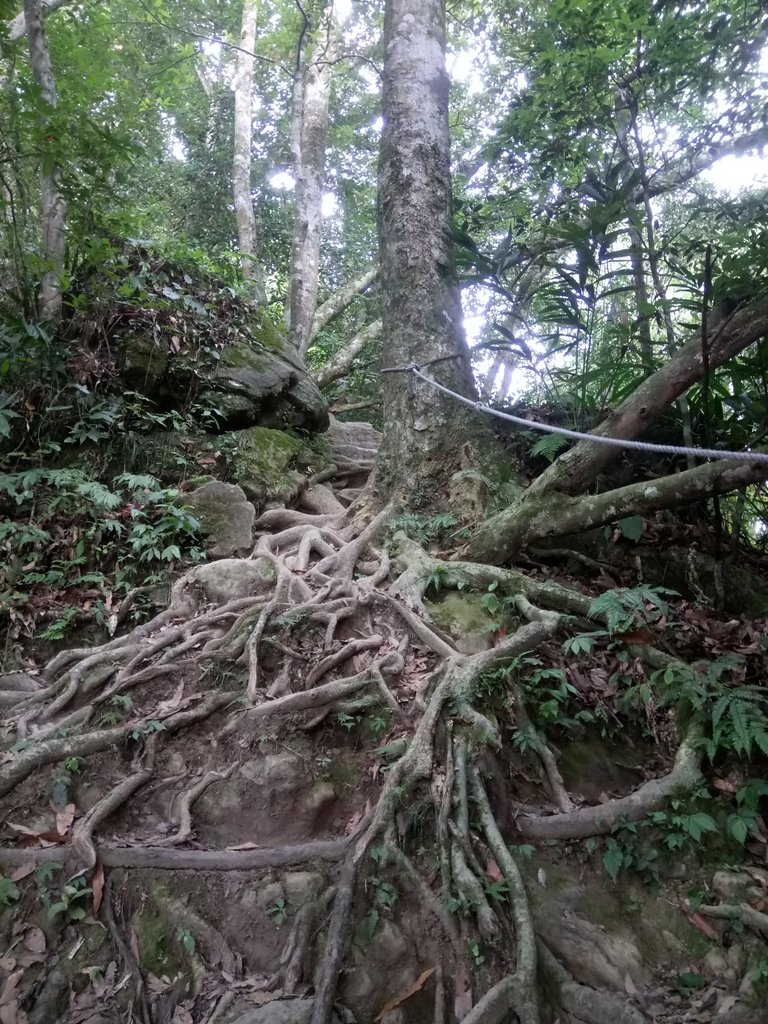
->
[185, 480, 256, 557]
[207, 336, 329, 432]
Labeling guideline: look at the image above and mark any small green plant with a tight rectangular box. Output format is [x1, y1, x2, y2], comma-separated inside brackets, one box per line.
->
[726, 778, 768, 844]
[130, 719, 167, 743]
[602, 825, 660, 884]
[751, 959, 768, 989]
[48, 875, 93, 922]
[64, 757, 84, 774]
[467, 938, 486, 969]
[588, 585, 677, 634]
[530, 432, 569, 462]
[266, 898, 287, 925]
[176, 927, 196, 953]
[0, 876, 20, 906]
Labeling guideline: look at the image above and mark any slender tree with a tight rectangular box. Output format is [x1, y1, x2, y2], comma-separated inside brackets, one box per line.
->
[23, 0, 66, 321]
[232, 0, 268, 301]
[287, 11, 335, 357]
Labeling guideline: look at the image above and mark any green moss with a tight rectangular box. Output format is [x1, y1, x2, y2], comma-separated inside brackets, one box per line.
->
[231, 426, 303, 490]
[134, 907, 187, 979]
[425, 590, 494, 654]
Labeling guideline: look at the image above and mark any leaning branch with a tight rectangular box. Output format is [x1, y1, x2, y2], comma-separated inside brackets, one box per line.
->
[309, 266, 379, 342]
[478, 455, 768, 558]
[315, 319, 382, 387]
[529, 296, 768, 498]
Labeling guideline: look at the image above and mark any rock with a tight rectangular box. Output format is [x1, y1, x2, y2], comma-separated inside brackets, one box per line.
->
[224, 997, 352, 1024]
[702, 947, 737, 985]
[283, 872, 324, 907]
[0, 672, 43, 706]
[300, 484, 345, 515]
[342, 922, 418, 1017]
[255, 882, 286, 912]
[120, 332, 168, 397]
[712, 870, 756, 901]
[424, 591, 493, 655]
[212, 336, 329, 433]
[303, 781, 336, 817]
[240, 753, 303, 791]
[185, 481, 256, 557]
[188, 558, 275, 604]
[228, 427, 309, 506]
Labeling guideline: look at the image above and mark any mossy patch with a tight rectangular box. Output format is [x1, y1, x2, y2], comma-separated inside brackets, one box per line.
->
[425, 590, 494, 654]
[134, 905, 189, 982]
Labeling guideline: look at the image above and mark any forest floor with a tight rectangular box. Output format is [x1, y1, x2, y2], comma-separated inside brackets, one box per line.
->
[1, 420, 768, 1024]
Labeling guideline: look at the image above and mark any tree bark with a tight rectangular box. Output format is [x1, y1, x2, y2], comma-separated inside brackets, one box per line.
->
[9, 0, 69, 41]
[370, 0, 498, 502]
[288, 22, 335, 358]
[24, 0, 66, 322]
[232, 0, 267, 302]
[310, 265, 379, 342]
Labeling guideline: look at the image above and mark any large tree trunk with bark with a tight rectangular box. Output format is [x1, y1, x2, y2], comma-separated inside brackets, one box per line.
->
[370, 0, 499, 503]
[232, 0, 267, 302]
[287, 20, 335, 358]
[23, 0, 66, 322]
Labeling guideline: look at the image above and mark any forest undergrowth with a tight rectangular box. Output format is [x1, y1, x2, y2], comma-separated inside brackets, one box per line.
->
[1, 457, 768, 1024]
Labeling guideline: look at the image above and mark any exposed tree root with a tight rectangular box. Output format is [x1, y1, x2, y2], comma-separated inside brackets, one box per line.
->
[695, 901, 768, 940]
[0, 489, 733, 1024]
[537, 942, 647, 1024]
[517, 723, 703, 840]
[310, 850, 358, 1024]
[158, 765, 237, 846]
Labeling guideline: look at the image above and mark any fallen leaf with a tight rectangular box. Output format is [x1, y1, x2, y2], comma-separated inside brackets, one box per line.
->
[156, 681, 185, 716]
[375, 967, 435, 1020]
[226, 842, 261, 851]
[92, 864, 105, 915]
[23, 927, 46, 954]
[686, 912, 719, 941]
[485, 859, 502, 882]
[56, 803, 76, 836]
[10, 863, 35, 882]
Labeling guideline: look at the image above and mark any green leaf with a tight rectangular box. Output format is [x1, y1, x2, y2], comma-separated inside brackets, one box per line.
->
[617, 516, 643, 542]
[603, 839, 624, 880]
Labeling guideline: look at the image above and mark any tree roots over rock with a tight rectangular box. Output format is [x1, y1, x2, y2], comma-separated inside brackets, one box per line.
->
[0, 492, 756, 1024]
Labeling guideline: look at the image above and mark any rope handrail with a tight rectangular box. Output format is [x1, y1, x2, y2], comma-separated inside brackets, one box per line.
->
[379, 363, 768, 465]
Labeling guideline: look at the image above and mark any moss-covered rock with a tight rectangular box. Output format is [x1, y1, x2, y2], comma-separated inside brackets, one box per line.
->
[120, 332, 169, 398]
[424, 590, 495, 654]
[227, 426, 307, 506]
[185, 480, 256, 557]
[208, 335, 329, 433]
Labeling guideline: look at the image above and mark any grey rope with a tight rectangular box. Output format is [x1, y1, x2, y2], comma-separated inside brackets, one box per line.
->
[381, 364, 768, 465]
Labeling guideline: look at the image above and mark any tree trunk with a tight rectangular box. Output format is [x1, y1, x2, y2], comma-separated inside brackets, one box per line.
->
[370, 0, 498, 503]
[232, 0, 267, 302]
[287, 23, 334, 358]
[24, 0, 66, 322]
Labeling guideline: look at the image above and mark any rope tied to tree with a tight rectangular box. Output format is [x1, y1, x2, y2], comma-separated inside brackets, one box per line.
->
[380, 364, 768, 465]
